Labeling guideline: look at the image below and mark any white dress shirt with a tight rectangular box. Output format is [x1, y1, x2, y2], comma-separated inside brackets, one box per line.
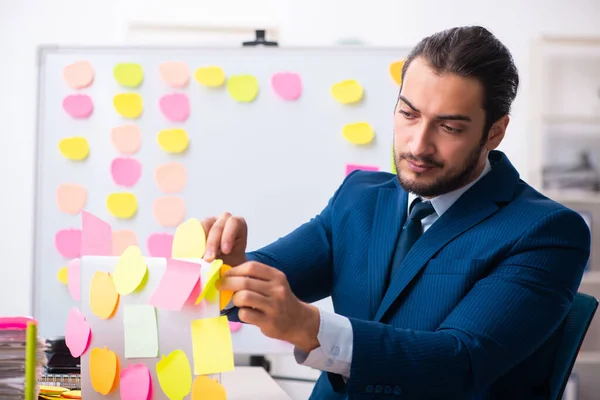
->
[294, 159, 492, 378]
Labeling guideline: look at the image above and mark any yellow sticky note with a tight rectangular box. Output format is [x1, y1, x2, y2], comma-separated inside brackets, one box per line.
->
[89, 271, 120, 319]
[156, 349, 192, 400]
[157, 128, 189, 154]
[39, 385, 69, 395]
[190, 316, 234, 375]
[391, 145, 397, 174]
[227, 75, 259, 102]
[330, 79, 363, 104]
[107, 192, 138, 219]
[191, 376, 226, 400]
[194, 66, 226, 87]
[172, 218, 206, 259]
[59, 137, 89, 161]
[113, 93, 143, 119]
[196, 259, 225, 305]
[342, 122, 375, 145]
[113, 245, 147, 295]
[89, 347, 119, 395]
[57, 267, 68, 285]
[389, 59, 405, 86]
[114, 63, 144, 88]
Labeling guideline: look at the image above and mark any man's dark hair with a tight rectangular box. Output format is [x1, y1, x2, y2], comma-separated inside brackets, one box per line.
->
[401, 26, 519, 138]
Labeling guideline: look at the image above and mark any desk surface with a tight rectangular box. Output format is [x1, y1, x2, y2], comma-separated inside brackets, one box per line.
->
[222, 367, 292, 400]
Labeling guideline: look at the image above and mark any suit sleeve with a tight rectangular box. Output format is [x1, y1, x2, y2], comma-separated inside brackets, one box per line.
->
[334, 208, 590, 398]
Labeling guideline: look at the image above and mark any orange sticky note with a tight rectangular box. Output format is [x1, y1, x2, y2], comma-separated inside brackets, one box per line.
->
[219, 264, 233, 310]
[89, 271, 119, 319]
[191, 375, 226, 400]
[89, 347, 119, 394]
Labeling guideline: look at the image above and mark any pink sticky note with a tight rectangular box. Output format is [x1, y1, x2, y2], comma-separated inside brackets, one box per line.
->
[111, 157, 142, 187]
[271, 72, 302, 101]
[81, 211, 112, 256]
[65, 308, 91, 357]
[147, 233, 173, 257]
[229, 321, 243, 333]
[67, 258, 81, 301]
[159, 93, 190, 121]
[55, 229, 82, 258]
[0, 317, 36, 330]
[62, 94, 94, 118]
[148, 259, 201, 310]
[345, 163, 379, 176]
[120, 363, 152, 400]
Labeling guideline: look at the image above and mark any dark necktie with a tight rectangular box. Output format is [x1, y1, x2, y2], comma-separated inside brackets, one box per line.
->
[388, 198, 436, 283]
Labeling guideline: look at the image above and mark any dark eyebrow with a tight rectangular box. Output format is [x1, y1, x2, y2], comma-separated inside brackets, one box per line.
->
[398, 95, 472, 122]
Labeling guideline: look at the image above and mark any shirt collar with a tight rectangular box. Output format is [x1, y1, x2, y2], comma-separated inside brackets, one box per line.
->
[408, 157, 492, 217]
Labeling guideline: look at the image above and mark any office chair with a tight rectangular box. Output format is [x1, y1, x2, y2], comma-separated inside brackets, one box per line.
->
[549, 292, 598, 400]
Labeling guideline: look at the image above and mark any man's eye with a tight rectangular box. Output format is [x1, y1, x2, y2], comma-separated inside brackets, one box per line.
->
[399, 110, 415, 119]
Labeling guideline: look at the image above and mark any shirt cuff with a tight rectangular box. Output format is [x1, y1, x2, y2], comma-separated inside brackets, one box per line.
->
[293, 308, 353, 378]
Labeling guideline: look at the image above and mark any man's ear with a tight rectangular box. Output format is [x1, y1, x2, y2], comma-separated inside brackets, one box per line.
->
[486, 115, 509, 151]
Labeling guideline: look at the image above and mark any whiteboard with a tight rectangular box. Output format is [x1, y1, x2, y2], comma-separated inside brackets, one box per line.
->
[32, 45, 410, 354]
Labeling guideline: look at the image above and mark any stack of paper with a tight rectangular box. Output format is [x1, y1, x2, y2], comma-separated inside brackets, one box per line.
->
[0, 317, 47, 399]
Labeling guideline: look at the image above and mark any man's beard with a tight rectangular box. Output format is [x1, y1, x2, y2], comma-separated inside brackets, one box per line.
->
[394, 141, 485, 198]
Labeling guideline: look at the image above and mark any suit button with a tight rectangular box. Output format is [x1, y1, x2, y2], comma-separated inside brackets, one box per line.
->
[325, 359, 333, 367]
[393, 386, 402, 395]
[365, 385, 374, 393]
[331, 346, 340, 356]
[384, 385, 392, 394]
[375, 385, 383, 393]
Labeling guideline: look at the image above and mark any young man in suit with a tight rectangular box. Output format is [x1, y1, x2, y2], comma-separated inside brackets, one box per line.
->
[205, 26, 591, 399]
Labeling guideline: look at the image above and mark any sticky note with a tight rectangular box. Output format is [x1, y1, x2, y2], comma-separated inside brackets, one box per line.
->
[148, 258, 201, 311]
[172, 218, 206, 259]
[113, 245, 148, 295]
[56, 183, 87, 215]
[157, 129, 189, 153]
[67, 258, 80, 301]
[120, 364, 152, 400]
[229, 321, 243, 333]
[391, 145, 397, 174]
[55, 229, 81, 258]
[160, 61, 190, 87]
[65, 308, 91, 358]
[112, 230, 138, 256]
[389, 59, 406, 86]
[227, 75, 259, 102]
[111, 157, 142, 187]
[196, 259, 226, 305]
[39, 386, 69, 396]
[153, 196, 185, 227]
[346, 164, 379, 176]
[107, 192, 138, 219]
[59, 137, 89, 161]
[62, 389, 82, 399]
[114, 93, 143, 119]
[114, 63, 144, 88]
[330, 79, 363, 104]
[194, 66, 226, 87]
[271, 72, 302, 101]
[190, 316, 234, 375]
[342, 122, 375, 145]
[63, 60, 94, 89]
[81, 211, 112, 256]
[123, 305, 158, 358]
[111, 124, 142, 155]
[155, 162, 186, 193]
[89, 271, 119, 319]
[147, 233, 173, 258]
[159, 93, 190, 122]
[219, 264, 233, 310]
[63, 94, 94, 118]
[191, 376, 226, 400]
[89, 347, 119, 394]
[156, 349, 192, 400]
[57, 267, 68, 285]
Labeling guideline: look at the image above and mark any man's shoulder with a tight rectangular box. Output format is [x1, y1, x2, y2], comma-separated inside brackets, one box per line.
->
[341, 169, 399, 191]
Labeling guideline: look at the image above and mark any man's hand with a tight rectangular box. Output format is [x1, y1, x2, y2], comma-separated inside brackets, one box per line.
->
[219, 261, 321, 353]
[201, 212, 248, 267]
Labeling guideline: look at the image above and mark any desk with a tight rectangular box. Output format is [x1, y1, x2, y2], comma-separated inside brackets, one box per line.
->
[222, 367, 292, 400]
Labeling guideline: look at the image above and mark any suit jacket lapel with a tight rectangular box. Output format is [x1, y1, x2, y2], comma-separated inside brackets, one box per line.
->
[367, 188, 408, 319]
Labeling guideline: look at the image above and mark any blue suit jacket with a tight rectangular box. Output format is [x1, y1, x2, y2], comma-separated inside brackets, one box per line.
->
[240, 150, 591, 399]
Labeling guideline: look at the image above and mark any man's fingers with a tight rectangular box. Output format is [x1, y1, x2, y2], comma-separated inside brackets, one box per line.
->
[203, 212, 231, 261]
[221, 216, 246, 254]
[232, 290, 270, 312]
[225, 261, 280, 281]
[237, 307, 267, 326]
[218, 276, 271, 296]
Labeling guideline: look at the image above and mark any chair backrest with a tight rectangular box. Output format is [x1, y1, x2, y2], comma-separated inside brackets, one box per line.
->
[549, 292, 598, 400]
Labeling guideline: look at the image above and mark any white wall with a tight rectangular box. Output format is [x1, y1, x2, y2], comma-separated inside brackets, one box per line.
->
[1, 0, 599, 376]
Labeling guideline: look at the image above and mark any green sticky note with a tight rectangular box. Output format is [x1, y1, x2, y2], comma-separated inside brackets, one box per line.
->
[123, 305, 158, 358]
